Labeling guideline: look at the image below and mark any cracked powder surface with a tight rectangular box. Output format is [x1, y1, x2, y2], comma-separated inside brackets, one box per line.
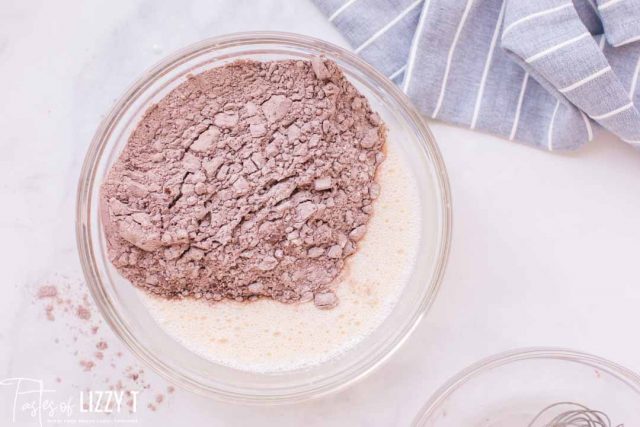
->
[100, 58, 386, 309]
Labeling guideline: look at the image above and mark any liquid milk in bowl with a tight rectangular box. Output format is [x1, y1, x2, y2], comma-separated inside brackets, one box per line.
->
[77, 32, 451, 403]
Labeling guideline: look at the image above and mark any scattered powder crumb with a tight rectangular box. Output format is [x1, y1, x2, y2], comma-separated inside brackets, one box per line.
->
[76, 305, 91, 320]
[100, 57, 386, 310]
[45, 305, 55, 321]
[37, 285, 58, 299]
[80, 360, 95, 372]
[96, 340, 108, 350]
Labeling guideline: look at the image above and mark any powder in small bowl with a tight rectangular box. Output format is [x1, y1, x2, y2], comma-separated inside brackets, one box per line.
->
[100, 58, 386, 309]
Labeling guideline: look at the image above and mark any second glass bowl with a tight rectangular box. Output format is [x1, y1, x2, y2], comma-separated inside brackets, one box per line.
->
[414, 348, 640, 426]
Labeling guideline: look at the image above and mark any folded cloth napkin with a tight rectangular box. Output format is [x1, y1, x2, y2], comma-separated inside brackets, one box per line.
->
[312, 0, 640, 150]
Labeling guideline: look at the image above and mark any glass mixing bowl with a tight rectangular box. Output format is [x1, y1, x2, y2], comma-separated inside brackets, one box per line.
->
[413, 348, 640, 426]
[76, 31, 451, 404]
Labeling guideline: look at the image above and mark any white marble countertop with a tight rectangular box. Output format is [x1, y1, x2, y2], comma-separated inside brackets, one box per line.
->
[1, 0, 640, 425]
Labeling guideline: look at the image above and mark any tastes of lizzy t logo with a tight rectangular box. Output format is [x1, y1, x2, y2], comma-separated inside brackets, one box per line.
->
[0, 378, 139, 426]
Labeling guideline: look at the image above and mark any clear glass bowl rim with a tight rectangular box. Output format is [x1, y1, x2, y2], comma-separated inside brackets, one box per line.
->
[76, 31, 453, 403]
[412, 347, 640, 426]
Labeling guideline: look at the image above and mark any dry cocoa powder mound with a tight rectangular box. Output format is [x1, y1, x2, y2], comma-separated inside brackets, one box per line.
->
[100, 58, 386, 309]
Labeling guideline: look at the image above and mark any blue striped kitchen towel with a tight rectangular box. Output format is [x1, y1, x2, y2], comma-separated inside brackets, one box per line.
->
[312, 0, 640, 150]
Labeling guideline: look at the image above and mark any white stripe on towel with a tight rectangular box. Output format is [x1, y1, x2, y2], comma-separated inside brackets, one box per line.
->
[598, 0, 625, 11]
[403, 0, 432, 93]
[613, 34, 640, 47]
[559, 66, 612, 93]
[502, 3, 572, 37]
[577, 33, 607, 142]
[510, 72, 529, 140]
[355, 0, 422, 53]
[329, 0, 360, 22]
[432, 0, 475, 118]
[548, 101, 560, 151]
[471, 1, 505, 129]
[580, 111, 593, 142]
[526, 33, 591, 63]
[623, 138, 640, 144]
[630, 55, 640, 96]
[389, 64, 407, 80]
[590, 102, 634, 120]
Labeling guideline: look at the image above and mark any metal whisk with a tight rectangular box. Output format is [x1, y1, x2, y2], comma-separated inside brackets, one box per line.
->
[528, 402, 623, 427]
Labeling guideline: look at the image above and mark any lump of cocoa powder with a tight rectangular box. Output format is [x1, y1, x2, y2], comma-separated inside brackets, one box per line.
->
[100, 58, 386, 309]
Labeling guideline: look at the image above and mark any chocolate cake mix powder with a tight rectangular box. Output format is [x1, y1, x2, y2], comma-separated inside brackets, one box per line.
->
[100, 58, 386, 309]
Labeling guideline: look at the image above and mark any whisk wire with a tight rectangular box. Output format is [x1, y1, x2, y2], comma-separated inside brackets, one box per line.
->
[528, 402, 622, 427]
